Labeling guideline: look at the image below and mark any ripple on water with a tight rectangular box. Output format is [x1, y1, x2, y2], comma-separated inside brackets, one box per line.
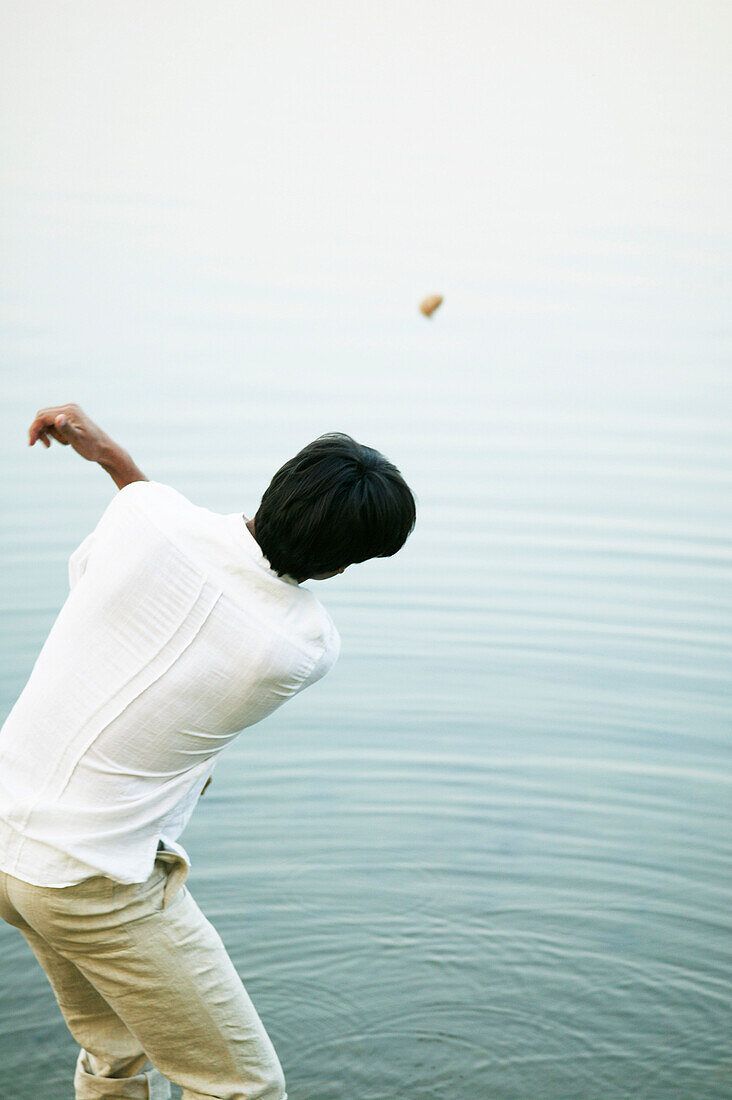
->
[3, 383, 731, 1098]
[176, 743, 732, 1097]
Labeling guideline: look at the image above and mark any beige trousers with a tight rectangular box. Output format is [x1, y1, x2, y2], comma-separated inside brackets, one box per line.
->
[0, 850, 287, 1100]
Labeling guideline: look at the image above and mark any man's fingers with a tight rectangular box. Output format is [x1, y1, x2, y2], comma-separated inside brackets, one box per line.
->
[29, 407, 62, 444]
[29, 412, 75, 446]
[29, 413, 54, 444]
[28, 404, 93, 456]
[53, 414, 74, 442]
[30, 421, 53, 446]
[29, 418, 48, 445]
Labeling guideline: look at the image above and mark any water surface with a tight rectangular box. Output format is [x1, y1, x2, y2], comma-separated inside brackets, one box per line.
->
[1, 225, 730, 1097]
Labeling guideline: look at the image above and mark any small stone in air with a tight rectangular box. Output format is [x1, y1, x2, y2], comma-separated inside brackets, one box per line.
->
[419, 294, 443, 318]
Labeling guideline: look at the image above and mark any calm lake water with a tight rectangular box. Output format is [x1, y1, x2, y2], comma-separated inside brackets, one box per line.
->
[1, 211, 731, 1099]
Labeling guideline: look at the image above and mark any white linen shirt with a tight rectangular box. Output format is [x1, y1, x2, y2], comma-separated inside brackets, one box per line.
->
[0, 481, 340, 886]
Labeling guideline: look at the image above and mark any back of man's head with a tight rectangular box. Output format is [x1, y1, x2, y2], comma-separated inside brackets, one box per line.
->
[253, 433, 416, 581]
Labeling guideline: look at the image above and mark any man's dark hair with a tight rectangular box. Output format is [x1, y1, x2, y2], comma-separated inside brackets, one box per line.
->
[254, 433, 416, 581]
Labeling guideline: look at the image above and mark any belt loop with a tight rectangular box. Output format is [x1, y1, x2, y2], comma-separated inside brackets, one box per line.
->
[156, 847, 189, 908]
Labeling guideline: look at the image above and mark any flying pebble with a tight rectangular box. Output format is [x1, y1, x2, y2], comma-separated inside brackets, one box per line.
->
[419, 294, 443, 318]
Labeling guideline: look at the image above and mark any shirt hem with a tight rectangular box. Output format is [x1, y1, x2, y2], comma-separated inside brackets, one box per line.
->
[0, 818, 189, 888]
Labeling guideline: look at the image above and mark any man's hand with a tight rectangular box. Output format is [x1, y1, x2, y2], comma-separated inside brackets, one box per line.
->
[28, 403, 148, 490]
[29, 404, 111, 462]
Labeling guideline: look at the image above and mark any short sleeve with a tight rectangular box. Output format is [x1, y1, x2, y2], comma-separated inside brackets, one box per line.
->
[68, 530, 97, 590]
[67, 482, 153, 591]
[300, 619, 341, 691]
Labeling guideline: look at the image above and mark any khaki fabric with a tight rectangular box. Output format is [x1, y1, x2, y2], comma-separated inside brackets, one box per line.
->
[0, 851, 287, 1100]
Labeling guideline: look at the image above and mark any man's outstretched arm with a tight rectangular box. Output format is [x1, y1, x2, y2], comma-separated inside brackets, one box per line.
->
[28, 404, 148, 491]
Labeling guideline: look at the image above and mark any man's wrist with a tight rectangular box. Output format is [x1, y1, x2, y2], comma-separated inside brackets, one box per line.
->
[96, 436, 124, 469]
[97, 438, 148, 489]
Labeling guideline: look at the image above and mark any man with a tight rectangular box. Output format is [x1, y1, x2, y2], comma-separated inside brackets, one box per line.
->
[0, 404, 416, 1100]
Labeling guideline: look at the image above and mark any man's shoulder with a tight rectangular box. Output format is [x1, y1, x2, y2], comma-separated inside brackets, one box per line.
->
[112, 480, 189, 514]
[104, 486, 341, 664]
[74, 482, 212, 580]
[105, 481, 207, 540]
[299, 596, 341, 684]
[296, 588, 341, 660]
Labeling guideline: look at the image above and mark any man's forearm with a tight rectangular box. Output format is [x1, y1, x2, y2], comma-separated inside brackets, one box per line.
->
[28, 404, 149, 491]
[97, 439, 148, 491]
